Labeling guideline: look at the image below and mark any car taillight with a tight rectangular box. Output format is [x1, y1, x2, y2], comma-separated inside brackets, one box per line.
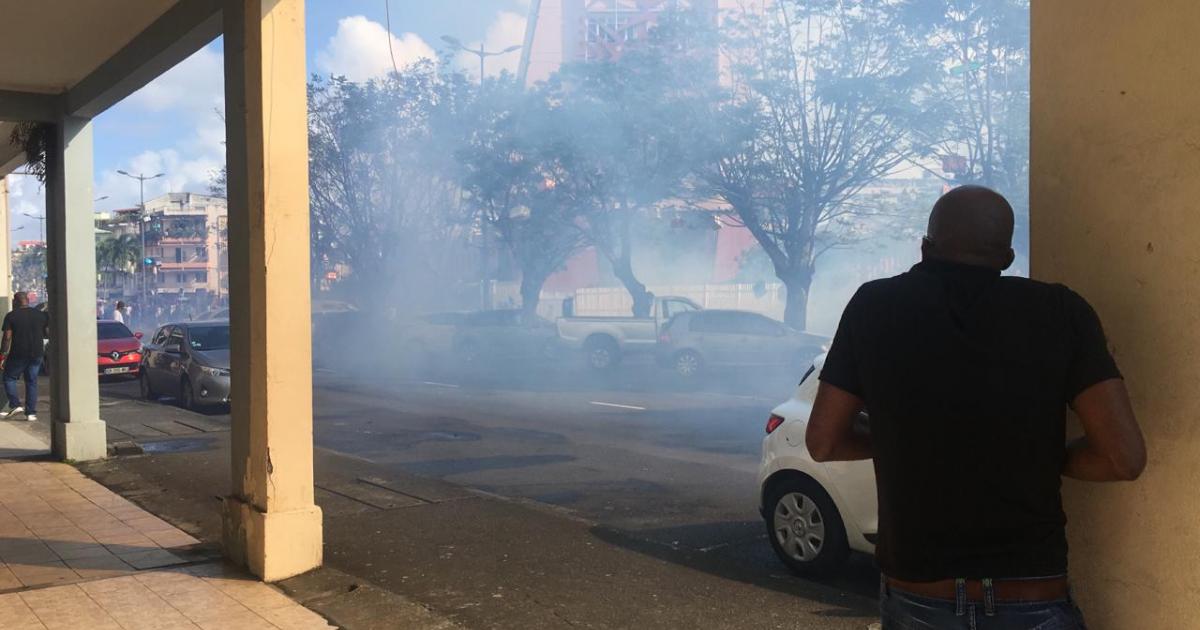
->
[765, 414, 785, 434]
[658, 332, 671, 344]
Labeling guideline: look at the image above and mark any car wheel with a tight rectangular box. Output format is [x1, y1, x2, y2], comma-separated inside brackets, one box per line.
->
[180, 378, 199, 411]
[673, 350, 703, 379]
[765, 476, 850, 577]
[140, 371, 158, 401]
[584, 336, 620, 371]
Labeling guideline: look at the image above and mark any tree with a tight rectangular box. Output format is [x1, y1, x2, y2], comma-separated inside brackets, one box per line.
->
[96, 233, 141, 290]
[12, 245, 46, 294]
[457, 79, 590, 318]
[694, 0, 936, 329]
[907, 0, 1030, 259]
[307, 63, 476, 309]
[549, 9, 716, 317]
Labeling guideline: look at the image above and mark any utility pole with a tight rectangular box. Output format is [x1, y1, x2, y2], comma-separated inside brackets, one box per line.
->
[116, 170, 164, 324]
[439, 36, 522, 309]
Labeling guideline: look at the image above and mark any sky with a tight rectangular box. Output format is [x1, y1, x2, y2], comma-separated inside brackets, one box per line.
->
[7, 0, 529, 242]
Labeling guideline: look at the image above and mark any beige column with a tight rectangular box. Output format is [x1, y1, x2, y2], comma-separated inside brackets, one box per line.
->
[45, 117, 106, 461]
[1032, 2, 1200, 627]
[220, 0, 321, 582]
[0, 176, 11, 314]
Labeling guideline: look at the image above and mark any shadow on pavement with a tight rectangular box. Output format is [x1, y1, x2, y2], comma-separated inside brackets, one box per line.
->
[589, 520, 881, 605]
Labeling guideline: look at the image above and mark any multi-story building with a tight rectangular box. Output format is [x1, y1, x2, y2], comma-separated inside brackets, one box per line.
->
[521, 0, 757, 85]
[97, 193, 228, 308]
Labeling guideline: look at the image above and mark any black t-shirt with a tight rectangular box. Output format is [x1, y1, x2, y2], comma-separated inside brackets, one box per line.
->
[3, 307, 49, 361]
[820, 259, 1121, 581]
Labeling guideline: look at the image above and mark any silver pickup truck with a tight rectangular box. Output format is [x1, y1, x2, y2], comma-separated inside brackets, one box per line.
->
[556, 296, 702, 370]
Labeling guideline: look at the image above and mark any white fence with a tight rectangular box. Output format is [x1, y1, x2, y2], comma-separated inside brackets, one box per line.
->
[493, 282, 787, 321]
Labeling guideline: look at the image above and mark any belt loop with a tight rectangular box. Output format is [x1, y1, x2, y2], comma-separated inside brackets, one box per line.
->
[982, 578, 996, 616]
[955, 578, 966, 616]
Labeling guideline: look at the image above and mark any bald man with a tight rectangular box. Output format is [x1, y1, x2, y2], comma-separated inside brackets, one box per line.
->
[806, 186, 1145, 629]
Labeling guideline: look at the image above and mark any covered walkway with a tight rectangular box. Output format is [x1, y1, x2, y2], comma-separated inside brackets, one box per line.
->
[0, 0, 320, 582]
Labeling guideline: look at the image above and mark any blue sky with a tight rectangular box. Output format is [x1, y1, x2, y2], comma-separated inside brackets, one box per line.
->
[8, 0, 527, 240]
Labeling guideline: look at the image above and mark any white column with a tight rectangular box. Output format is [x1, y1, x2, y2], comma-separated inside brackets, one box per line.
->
[45, 116, 105, 461]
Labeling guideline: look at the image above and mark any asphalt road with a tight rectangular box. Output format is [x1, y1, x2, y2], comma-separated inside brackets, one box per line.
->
[99, 355, 880, 601]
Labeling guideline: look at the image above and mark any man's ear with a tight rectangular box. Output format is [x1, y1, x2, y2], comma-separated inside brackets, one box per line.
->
[921, 237, 934, 260]
[1001, 247, 1016, 271]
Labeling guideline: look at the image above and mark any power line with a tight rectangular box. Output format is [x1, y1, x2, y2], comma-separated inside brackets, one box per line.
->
[384, 0, 399, 75]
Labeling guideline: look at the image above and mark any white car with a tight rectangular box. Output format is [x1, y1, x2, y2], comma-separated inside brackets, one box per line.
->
[757, 355, 878, 576]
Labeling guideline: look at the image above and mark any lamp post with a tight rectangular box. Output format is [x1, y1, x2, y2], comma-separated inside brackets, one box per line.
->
[440, 37, 521, 309]
[440, 36, 522, 85]
[116, 170, 164, 323]
[21, 212, 45, 245]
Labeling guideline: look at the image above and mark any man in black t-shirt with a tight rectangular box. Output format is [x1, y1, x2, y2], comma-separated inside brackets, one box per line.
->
[1, 292, 49, 422]
[806, 186, 1146, 630]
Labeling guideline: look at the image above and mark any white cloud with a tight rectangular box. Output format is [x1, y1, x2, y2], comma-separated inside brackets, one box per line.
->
[455, 11, 528, 80]
[316, 16, 436, 82]
[126, 46, 225, 115]
[94, 42, 227, 209]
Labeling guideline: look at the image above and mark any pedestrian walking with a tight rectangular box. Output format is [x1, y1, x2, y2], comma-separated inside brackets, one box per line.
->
[0, 292, 49, 422]
[112, 301, 127, 324]
[806, 186, 1146, 629]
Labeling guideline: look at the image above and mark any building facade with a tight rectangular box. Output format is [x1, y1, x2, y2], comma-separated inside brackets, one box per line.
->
[97, 192, 228, 310]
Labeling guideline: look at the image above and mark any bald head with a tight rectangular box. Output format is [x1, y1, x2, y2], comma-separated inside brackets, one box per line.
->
[922, 185, 1016, 271]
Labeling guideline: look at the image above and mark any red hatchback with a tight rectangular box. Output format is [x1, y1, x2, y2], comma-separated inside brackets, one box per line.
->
[97, 320, 143, 377]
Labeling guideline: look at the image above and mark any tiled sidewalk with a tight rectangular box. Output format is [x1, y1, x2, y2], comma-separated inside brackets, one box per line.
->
[0, 461, 335, 629]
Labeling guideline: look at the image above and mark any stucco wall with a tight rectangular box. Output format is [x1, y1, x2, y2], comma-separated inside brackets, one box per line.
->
[1031, 2, 1200, 627]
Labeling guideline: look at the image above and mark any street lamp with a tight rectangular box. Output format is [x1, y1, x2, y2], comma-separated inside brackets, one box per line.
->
[440, 35, 522, 84]
[116, 170, 164, 323]
[21, 212, 45, 245]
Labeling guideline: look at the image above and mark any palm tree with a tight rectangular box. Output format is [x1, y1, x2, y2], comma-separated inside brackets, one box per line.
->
[96, 234, 140, 292]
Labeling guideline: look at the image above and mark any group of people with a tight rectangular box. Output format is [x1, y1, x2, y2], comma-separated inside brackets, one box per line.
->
[0, 186, 1147, 629]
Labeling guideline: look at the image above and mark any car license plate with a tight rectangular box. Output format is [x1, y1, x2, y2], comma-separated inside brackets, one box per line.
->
[104, 367, 130, 375]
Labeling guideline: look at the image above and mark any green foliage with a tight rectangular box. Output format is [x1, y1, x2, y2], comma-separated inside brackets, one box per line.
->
[9, 123, 50, 183]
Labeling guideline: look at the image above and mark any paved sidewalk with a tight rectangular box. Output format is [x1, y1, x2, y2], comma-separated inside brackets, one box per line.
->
[0, 459, 335, 629]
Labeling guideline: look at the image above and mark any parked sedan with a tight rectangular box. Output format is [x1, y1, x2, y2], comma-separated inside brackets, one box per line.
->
[758, 355, 876, 576]
[97, 320, 143, 378]
[140, 321, 231, 410]
[656, 310, 828, 378]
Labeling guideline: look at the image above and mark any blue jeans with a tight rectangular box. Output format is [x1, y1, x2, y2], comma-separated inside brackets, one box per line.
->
[3, 356, 42, 415]
[881, 578, 1087, 629]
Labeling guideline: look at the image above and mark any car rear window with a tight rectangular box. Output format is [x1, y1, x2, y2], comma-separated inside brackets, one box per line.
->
[97, 322, 134, 340]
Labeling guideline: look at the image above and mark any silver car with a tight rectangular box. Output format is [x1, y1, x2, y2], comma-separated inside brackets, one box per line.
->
[140, 321, 231, 410]
[656, 310, 828, 378]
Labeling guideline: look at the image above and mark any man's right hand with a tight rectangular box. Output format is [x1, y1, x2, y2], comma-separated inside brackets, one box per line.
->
[1064, 378, 1147, 481]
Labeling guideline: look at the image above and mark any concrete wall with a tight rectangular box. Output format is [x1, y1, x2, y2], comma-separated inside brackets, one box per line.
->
[1031, 2, 1200, 627]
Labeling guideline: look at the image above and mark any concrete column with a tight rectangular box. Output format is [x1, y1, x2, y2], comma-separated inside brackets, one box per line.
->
[44, 117, 105, 461]
[1032, 2, 1200, 627]
[0, 177, 12, 314]
[220, 0, 322, 582]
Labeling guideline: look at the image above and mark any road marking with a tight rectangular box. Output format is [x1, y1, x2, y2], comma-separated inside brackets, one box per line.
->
[589, 401, 647, 411]
[423, 381, 461, 389]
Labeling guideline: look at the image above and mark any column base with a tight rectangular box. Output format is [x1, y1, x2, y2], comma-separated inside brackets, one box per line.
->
[51, 419, 107, 462]
[222, 496, 322, 582]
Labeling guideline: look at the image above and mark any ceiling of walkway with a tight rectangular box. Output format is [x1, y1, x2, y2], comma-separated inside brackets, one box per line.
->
[0, 1, 176, 93]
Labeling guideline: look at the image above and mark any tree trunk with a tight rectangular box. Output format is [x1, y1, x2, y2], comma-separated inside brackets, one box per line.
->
[610, 253, 652, 318]
[605, 206, 651, 317]
[779, 268, 814, 331]
[519, 269, 549, 320]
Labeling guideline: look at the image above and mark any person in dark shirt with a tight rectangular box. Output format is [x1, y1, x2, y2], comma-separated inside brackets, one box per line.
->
[0, 292, 50, 422]
[807, 186, 1146, 629]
